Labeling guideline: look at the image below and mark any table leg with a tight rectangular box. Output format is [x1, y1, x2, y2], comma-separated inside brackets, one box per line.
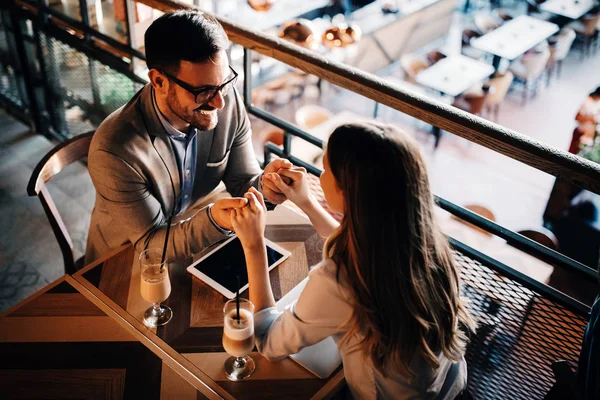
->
[463, 0, 470, 12]
[492, 55, 502, 71]
[373, 102, 379, 119]
[432, 126, 442, 149]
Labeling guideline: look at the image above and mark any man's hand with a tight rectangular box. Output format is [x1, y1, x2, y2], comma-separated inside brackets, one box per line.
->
[210, 197, 248, 231]
[264, 166, 311, 209]
[262, 158, 293, 204]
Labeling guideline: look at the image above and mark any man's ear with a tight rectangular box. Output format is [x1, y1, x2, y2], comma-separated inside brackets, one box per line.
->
[148, 69, 167, 95]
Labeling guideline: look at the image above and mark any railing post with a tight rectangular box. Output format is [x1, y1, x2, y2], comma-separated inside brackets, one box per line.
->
[263, 145, 271, 168]
[283, 131, 291, 158]
[243, 47, 252, 108]
[124, 0, 139, 72]
[78, 0, 92, 42]
[10, 12, 44, 135]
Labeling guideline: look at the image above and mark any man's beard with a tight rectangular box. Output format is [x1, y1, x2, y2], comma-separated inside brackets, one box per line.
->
[166, 87, 218, 131]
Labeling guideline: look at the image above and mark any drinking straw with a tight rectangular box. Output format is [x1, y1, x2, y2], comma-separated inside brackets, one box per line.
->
[236, 275, 240, 322]
[160, 216, 172, 272]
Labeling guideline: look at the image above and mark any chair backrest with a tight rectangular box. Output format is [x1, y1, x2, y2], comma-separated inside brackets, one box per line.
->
[553, 28, 576, 61]
[452, 204, 496, 236]
[466, 92, 490, 115]
[426, 50, 447, 64]
[521, 47, 551, 79]
[581, 14, 600, 35]
[517, 228, 560, 251]
[26, 131, 95, 275]
[400, 54, 430, 82]
[462, 29, 481, 46]
[474, 13, 501, 34]
[486, 71, 514, 106]
[294, 104, 333, 130]
[493, 8, 514, 21]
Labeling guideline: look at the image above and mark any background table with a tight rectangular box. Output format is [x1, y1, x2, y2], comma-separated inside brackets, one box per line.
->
[415, 55, 495, 97]
[471, 15, 559, 68]
[73, 206, 344, 400]
[0, 275, 209, 399]
[540, 0, 597, 20]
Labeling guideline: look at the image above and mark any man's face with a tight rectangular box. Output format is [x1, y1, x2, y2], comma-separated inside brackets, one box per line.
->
[163, 51, 231, 131]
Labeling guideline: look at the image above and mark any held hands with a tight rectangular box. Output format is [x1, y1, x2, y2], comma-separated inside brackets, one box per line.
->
[261, 159, 293, 204]
[230, 187, 267, 249]
[210, 197, 248, 231]
[264, 166, 311, 209]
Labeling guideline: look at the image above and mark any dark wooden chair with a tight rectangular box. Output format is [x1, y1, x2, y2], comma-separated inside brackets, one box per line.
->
[452, 204, 496, 236]
[517, 227, 559, 251]
[26, 131, 95, 275]
[426, 50, 447, 64]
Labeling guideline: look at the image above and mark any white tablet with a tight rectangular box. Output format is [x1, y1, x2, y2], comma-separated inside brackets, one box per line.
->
[186, 236, 291, 299]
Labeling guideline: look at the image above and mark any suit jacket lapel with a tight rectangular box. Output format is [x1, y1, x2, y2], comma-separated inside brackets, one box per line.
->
[139, 85, 181, 215]
[194, 128, 215, 186]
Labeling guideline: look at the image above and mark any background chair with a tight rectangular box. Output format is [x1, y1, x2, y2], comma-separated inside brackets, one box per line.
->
[568, 13, 600, 60]
[526, 0, 551, 19]
[294, 104, 333, 130]
[492, 8, 514, 22]
[509, 44, 551, 105]
[485, 71, 514, 120]
[452, 84, 493, 117]
[546, 28, 576, 82]
[514, 227, 560, 251]
[461, 29, 485, 59]
[452, 204, 496, 236]
[426, 50, 447, 64]
[474, 12, 501, 34]
[27, 131, 94, 275]
[400, 53, 430, 83]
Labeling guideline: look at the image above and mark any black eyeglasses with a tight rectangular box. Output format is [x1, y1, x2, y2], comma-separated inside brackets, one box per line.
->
[160, 66, 238, 104]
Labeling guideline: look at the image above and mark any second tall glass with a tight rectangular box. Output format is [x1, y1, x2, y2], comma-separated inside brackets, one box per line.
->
[222, 298, 256, 380]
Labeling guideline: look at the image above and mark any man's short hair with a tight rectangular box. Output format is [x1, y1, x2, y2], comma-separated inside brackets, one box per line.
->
[145, 10, 229, 73]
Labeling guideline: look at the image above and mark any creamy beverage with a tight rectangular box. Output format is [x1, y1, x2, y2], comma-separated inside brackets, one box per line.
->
[140, 266, 171, 304]
[222, 309, 255, 357]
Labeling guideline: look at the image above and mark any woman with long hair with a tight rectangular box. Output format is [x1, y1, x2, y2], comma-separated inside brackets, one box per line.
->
[231, 122, 476, 399]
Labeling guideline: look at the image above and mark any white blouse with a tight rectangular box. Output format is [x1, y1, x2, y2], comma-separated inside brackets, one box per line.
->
[254, 258, 467, 399]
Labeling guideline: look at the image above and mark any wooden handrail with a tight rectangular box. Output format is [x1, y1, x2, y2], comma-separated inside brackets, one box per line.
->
[138, 0, 600, 194]
[15, 0, 600, 193]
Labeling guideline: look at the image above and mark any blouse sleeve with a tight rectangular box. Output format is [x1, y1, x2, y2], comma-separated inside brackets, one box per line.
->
[254, 260, 353, 361]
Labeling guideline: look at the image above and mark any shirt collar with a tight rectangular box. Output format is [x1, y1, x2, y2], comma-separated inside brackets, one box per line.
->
[152, 88, 189, 139]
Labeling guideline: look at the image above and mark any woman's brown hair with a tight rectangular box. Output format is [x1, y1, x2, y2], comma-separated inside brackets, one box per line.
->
[324, 122, 476, 377]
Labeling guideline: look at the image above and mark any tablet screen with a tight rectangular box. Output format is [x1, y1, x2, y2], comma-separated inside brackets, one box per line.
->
[190, 237, 286, 294]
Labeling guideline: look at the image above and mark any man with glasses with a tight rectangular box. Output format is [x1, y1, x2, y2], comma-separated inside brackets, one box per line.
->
[84, 10, 292, 264]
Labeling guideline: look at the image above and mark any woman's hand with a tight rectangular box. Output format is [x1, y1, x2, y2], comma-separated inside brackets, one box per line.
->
[264, 166, 312, 209]
[230, 187, 267, 250]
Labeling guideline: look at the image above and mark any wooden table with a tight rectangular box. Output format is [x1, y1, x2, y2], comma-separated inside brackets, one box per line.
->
[72, 206, 344, 399]
[415, 55, 495, 97]
[540, 0, 597, 20]
[470, 15, 559, 69]
[0, 275, 208, 399]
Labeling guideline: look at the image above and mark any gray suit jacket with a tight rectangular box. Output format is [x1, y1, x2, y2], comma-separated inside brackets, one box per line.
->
[85, 84, 262, 264]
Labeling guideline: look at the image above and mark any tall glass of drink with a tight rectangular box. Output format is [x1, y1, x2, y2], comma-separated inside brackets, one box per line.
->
[222, 298, 256, 380]
[139, 248, 172, 328]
